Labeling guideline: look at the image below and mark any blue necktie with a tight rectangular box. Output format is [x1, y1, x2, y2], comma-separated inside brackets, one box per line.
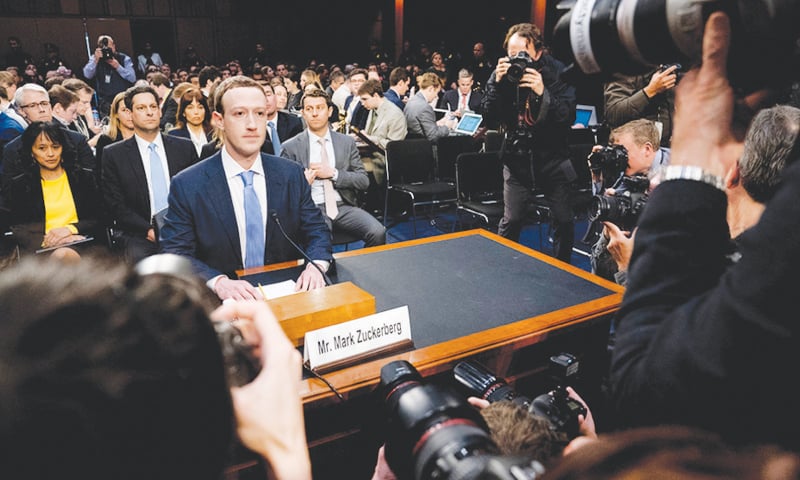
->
[240, 171, 264, 268]
[268, 121, 281, 156]
[148, 143, 168, 212]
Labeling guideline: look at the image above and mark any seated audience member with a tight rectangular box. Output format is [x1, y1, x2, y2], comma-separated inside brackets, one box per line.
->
[439, 69, 484, 116]
[94, 92, 135, 170]
[589, 119, 669, 285]
[0, 85, 24, 150]
[281, 88, 386, 247]
[273, 82, 289, 111]
[1, 121, 100, 258]
[47, 84, 80, 130]
[101, 85, 198, 264]
[610, 12, 800, 450]
[300, 68, 322, 91]
[198, 65, 221, 98]
[61, 78, 101, 141]
[285, 71, 303, 112]
[168, 88, 212, 156]
[384, 67, 410, 111]
[354, 79, 407, 186]
[0, 256, 312, 480]
[0, 70, 26, 127]
[405, 72, 456, 141]
[160, 76, 332, 300]
[325, 69, 345, 100]
[3, 83, 95, 177]
[545, 426, 800, 480]
[331, 70, 351, 112]
[148, 72, 176, 130]
[263, 83, 303, 155]
[343, 68, 369, 130]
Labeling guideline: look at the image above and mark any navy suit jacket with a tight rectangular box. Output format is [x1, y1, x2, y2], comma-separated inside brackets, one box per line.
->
[263, 111, 304, 155]
[384, 88, 405, 111]
[159, 151, 332, 281]
[101, 135, 198, 235]
[439, 89, 484, 114]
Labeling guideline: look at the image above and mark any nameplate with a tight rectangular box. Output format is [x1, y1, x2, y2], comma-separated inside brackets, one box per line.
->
[304, 306, 413, 373]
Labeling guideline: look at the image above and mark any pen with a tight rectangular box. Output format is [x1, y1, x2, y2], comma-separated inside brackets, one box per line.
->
[257, 283, 268, 300]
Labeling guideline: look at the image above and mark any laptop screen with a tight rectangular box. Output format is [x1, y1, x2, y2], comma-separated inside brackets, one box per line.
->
[574, 104, 598, 127]
[454, 113, 483, 135]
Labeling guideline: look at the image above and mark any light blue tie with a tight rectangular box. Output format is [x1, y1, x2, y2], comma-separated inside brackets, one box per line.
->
[268, 121, 281, 156]
[240, 171, 264, 268]
[148, 143, 169, 212]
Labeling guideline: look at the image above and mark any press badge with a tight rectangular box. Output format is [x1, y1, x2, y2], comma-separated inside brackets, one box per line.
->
[104, 74, 112, 84]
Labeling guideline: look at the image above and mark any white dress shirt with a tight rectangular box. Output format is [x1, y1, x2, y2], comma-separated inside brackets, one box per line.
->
[220, 146, 268, 267]
[134, 133, 171, 217]
[306, 129, 341, 205]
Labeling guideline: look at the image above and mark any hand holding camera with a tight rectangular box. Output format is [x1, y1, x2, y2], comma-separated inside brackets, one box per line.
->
[644, 64, 679, 98]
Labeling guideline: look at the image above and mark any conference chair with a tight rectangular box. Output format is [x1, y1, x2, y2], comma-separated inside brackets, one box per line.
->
[454, 151, 505, 231]
[435, 134, 480, 183]
[383, 138, 457, 238]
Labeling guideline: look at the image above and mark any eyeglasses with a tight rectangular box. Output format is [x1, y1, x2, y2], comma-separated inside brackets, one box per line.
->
[21, 101, 50, 110]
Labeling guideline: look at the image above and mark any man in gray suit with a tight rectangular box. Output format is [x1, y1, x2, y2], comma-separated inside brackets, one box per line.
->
[404, 72, 456, 142]
[281, 89, 386, 247]
[355, 79, 407, 185]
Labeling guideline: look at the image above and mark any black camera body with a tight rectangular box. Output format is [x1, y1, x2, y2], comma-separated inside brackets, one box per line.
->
[213, 321, 260, 387]
[588, 144, 629, 190]
[99, 38, 114, 60]
[588, 175, 650, 232]
[506, 51, 536, 84]
[378, 360, 544, 480]
[453, 353, 587, 439]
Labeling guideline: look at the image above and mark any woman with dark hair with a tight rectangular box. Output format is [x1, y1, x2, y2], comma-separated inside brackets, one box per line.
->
[1, 121, 100, 258]
[285, 71, 303, 112]
[168, 88, 212, 156]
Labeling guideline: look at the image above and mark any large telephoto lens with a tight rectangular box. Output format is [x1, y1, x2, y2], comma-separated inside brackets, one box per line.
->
[453, 360, 529, 407]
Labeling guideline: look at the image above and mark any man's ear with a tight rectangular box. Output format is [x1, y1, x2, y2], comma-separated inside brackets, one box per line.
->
[725, 162, 741, 189]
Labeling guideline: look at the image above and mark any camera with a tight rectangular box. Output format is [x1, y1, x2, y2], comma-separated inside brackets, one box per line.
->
[588, 144, 629, 190]
[378, 360, 544, 480]
[99, 38, 114, 60]
[213, 321, 260, 387]
[506, 51, 536, 84]
[551, 0, 799, 92]
[588, 175, 650, 232]
[453, 353, 587, 439]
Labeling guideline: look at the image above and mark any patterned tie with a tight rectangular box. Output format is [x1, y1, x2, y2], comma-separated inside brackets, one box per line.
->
[317, 138, 339, 219]
[461, 92, 468, 111]
[148, 143, 169, 212]
[367, 111, 377, 135]
[268, 121, 281, 156]
[240, 171, 265, 268]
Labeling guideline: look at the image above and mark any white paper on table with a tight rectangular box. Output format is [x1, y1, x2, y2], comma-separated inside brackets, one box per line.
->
[259, 279, 298, 299]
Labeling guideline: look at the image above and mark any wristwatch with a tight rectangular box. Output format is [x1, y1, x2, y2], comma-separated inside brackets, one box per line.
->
[663, 165, 725, 191]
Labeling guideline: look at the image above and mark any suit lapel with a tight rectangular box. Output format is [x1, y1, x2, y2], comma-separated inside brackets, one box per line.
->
[204, 155, 242, 261]
[263, 154, 286, 259]
[123, 138, 150, 211]
[162, 135, 186, 176]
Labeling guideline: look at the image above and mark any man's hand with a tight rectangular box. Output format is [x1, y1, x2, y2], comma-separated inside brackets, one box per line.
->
[566, 386, 597, 439]
[214, 277, 263, 301]
[93, 48, 103, 63]
[146, 228, 156, 243]
[371, 445, 398, 480]
[309, 162, 336, 179]
[603, 221, 634, 272]
[106, 57, 121, 69]
[213, 301, 312, 480]
[303, 168, 317, 185]
[643, 64, 678, 98]
[467, 397, 490, 409]
[295, 262, 325, 291]
[670, 12, 742, 177]
[519, 67, 545, 96]
[494, 56, 511, 82]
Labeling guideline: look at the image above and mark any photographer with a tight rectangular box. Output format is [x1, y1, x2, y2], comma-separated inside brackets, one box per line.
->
[589, 119, 670, 285]
[0, 257, 311, 479]
[482, 23, 577, 264]
[610, 12, 800, 449]
[82, 35, 135, 116]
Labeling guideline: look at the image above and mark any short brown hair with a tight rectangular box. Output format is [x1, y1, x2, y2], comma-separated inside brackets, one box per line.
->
[503, 23, 544, 52]
[300, 88, 331, 109]
[418, 72, 442, 90]
[148, 73, 170, 88]
[212, 75, 266, 114]
[388, 67, 408, 87]
[62, 78, 93, 95]
[610, 119, 660, 149]
[356, 79, 383, 97]
[480, 401, 567, 463]
[47, 84, 79, 110]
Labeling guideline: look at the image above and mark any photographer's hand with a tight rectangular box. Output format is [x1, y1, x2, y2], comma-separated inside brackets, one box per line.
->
[644, 64, 678, 98]
[603, 221, 634, 272]
[670, 12, 742, 178]
[495, 57, 510, 82]
[565, 386, 597, 439]
[520, 68, 544, 96]
[93, 48, 103, 63]
[215, 301, 312, 480]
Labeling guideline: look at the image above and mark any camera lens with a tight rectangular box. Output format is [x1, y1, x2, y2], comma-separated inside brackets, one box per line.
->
[588, 195, 621, 223]
[453, 360, 524, 405]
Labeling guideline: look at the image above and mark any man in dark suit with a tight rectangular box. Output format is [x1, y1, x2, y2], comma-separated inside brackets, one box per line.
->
[439, 69, 484, 116]
[101, 85, 198, 263]
[160, 76, 332, 301]
[384, 67, 410, 111]
[2, 84, 96, 177]
[149, 73, 177, 130]
[343, 68, 369, 131]
[281, 88, 385, 247]
[263, 83, 303, 156]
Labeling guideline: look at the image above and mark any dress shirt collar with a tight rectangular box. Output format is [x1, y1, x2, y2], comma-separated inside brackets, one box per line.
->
[134, 132, 165, 153]
[221, 145, 265, 180]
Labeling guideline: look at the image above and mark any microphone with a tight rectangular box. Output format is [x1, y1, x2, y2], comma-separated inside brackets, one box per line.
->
[270, 211, 332, 286]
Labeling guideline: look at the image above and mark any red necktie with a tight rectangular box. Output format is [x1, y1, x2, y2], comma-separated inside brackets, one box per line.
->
[461, 93, 467, 110]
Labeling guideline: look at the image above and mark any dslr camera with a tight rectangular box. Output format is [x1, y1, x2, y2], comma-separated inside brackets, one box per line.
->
[506, 51, 537, 84]
[99, 37, 114, 60]
[588, 175, 650, 233]
[378, 360, 546, 480]
[551, 0, 799, 92]
[588, 144, 629, 191]
[453, 353, 587, 439]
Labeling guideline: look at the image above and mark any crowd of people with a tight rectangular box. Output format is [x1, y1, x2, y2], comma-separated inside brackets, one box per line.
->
[2, 12, 800, 480]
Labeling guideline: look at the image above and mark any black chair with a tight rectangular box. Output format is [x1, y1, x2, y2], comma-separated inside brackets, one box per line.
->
[435, 134, 480, 182]
[383, 138, 457, 237]
[483, 130, 503, 152]
[454, 151, 505, 231]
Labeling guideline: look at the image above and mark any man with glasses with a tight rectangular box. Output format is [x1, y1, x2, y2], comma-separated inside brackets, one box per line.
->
[1, 84, 95, 180]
